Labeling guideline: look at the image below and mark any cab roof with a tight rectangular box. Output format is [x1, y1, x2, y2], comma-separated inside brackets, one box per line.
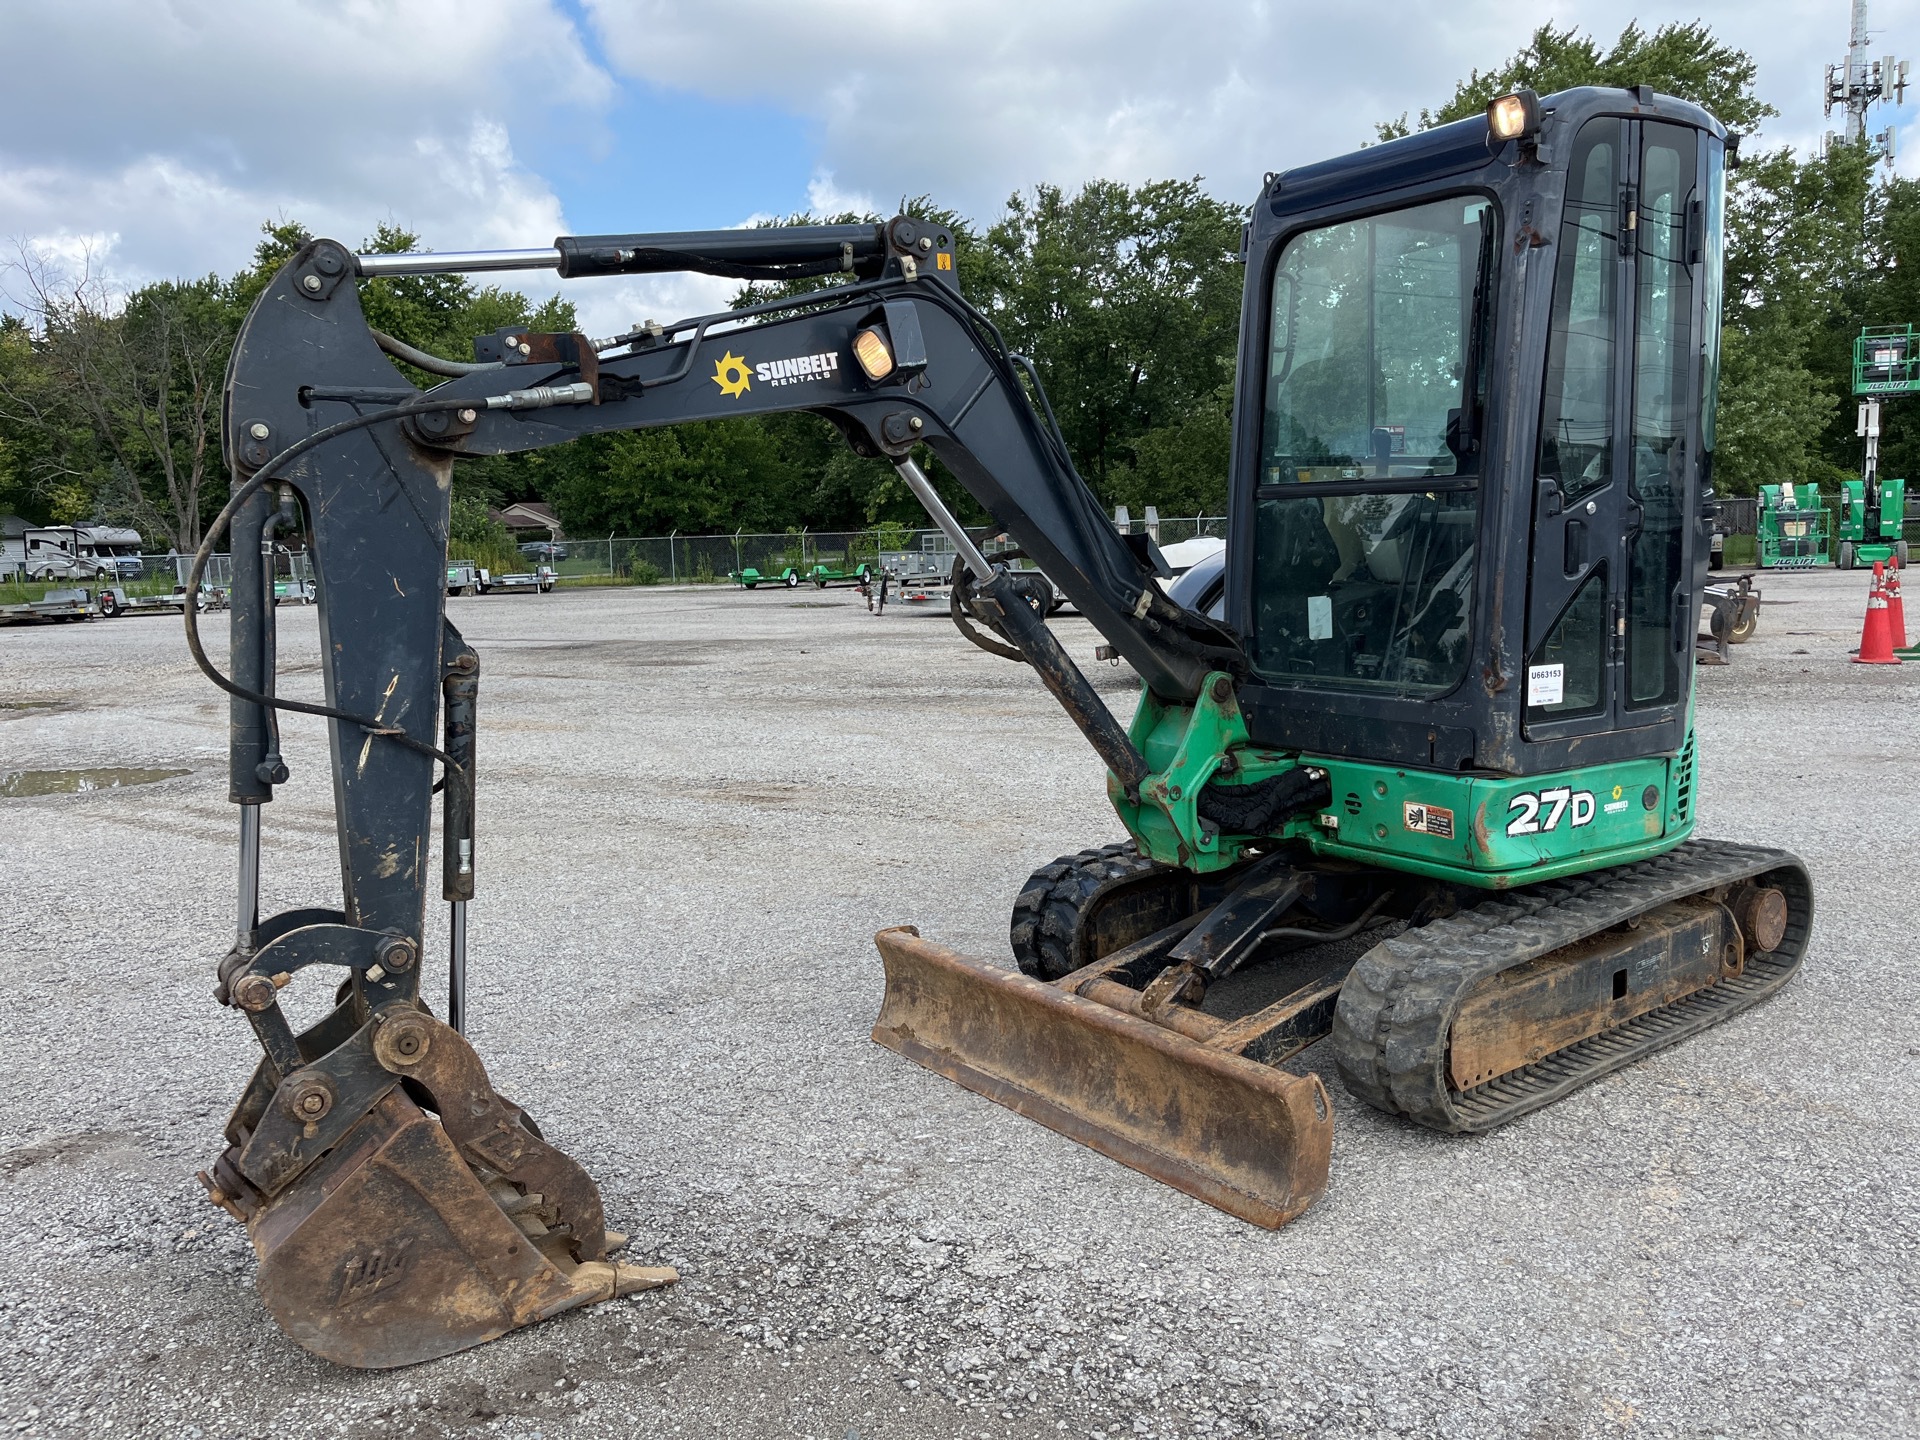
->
[1266, 85, 1726, 215]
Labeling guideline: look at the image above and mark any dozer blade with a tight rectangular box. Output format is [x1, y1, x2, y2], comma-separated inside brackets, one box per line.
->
[871, 926, 1333, 1228]
[202, 1012, 675, 1369]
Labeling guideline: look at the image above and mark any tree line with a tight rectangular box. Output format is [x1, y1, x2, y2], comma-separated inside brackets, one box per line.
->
[2, 21, 1914, 552]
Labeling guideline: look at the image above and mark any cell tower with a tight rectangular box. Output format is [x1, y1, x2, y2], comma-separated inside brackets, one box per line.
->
[1825, 0, 1909, 165]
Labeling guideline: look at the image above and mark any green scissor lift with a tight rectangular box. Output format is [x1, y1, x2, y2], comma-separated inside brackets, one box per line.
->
[1837, 476, 1909, 568]
[1756, 482, 1833, 569]
[1844, 326, 1917, 568]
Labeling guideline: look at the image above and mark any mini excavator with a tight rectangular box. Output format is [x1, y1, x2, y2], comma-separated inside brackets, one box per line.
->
[193, 87, 1811, 1367]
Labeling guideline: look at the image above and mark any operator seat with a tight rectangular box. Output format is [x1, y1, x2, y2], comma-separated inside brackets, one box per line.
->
[1252, 498, 1343, 676]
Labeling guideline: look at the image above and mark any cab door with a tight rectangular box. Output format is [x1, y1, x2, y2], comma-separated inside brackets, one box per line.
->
[1523, 116, 1702, 741]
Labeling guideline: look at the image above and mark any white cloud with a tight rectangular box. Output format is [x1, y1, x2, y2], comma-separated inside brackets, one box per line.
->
[6, 0, 1916, 338]
[584, 0, 1920, 215]
[562, 271, 741, 344]
[0, 0, 607, 289]
[806, 172, 879, 219]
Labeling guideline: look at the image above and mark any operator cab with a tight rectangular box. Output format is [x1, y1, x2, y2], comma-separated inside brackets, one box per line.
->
[1226, 87, 1726, 778]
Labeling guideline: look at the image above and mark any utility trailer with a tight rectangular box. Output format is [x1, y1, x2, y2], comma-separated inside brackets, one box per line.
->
[805, 561, 873, 587]
[446, 560, 490, 595]
[0, 587, 94, 625]
[485, 564, 556, 594]
[94, 583, 226, 618]
[875, 548, 950, 602]
[728, 565, 802, 588]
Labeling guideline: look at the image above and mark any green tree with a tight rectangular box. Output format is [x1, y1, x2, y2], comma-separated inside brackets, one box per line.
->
[975, 178, 1245, 512]
[1714, 327, 1845, 492]
[1713, 139, 1876, 492]
[1856, 177, 1920, 482]
[349, 223, 580, 537]
[1378, 21, 1775, 138]
[0, 247, 233, 547]
[546, 420, 803, 536]
[0, 311, 87, 523]
[1374, 21, 1899, 497]
[723, 198, 991, 530]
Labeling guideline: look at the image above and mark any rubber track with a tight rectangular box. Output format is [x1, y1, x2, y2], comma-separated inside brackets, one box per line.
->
[1009, 842, 1162, 980]
[1329, 839, 1813, 1134]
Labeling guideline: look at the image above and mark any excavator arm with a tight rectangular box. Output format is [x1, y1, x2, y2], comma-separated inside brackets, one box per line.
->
[198, 220, 1314, 1369]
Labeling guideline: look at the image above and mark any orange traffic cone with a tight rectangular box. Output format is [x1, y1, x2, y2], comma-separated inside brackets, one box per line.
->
[1887, 557, 1910, 651]
[1856, 561, 1901, 664]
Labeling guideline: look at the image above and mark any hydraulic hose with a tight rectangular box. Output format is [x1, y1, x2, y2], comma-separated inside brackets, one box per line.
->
[370, 328, 506, 378]
[184, 396, 475, 776]
[184, 381, 596, 779]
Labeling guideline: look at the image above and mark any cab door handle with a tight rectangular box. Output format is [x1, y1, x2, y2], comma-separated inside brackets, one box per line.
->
[1564, 518, 1586, 576]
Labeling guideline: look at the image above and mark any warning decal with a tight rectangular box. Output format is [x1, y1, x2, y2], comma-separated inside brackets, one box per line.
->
[1403, 801, 1455, 839]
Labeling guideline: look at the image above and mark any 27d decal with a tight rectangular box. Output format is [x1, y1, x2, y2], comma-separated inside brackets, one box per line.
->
[1505, 786, 1596, 837]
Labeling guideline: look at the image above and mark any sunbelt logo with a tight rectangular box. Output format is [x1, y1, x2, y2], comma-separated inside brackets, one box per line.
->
[710, 348, 841, 398]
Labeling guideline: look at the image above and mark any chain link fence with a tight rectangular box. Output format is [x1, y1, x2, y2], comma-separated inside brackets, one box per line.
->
[536, 515, 1230, 584]
[6, 517, 1228, 601]
[1, 548, 321, 605]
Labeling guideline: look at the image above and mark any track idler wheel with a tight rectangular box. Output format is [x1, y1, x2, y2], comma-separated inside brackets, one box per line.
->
[200, 1009, 675, 1368]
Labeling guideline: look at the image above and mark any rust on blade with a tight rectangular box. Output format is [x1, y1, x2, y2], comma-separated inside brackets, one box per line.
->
[871, 926, 1333, 1229]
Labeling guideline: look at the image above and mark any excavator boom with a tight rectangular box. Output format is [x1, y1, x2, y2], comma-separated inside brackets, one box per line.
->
[199, 210, 1287, 1365]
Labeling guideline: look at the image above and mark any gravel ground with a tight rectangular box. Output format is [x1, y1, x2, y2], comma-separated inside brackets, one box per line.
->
[0, 570, 1915, 1440]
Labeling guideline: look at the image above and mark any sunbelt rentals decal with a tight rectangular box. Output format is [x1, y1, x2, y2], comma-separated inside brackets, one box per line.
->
[711, 348, 841, 397]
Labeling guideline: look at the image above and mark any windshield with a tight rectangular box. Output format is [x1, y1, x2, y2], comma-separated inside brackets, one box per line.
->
[1262, 196, 1498, 483]
[1250, 196, 1497, 697]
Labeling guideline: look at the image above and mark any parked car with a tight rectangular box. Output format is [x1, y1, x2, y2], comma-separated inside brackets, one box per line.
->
[518, 541, 568, 562]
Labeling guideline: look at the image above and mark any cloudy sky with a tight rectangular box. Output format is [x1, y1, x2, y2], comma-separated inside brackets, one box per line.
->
[3, 0, 1915, 335]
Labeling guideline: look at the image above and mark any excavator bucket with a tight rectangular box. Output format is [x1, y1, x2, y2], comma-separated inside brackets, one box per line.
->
[200, 1012, 675, 1369]
[871, 927, 1333, 1227]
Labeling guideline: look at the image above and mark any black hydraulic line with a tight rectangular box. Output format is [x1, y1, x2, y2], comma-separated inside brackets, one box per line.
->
[184, 396, 477, 779]
[947, 558, 1027, 662]
[370, 328, 505, 378]
[186, 380, 593, 773]
[591, 274, 899, 373]
[1261, 890, 1395, 946]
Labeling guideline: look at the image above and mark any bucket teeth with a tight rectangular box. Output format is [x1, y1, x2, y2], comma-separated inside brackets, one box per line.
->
[871, 926, 1333, 1228]
[210, 1011, 676, 1368]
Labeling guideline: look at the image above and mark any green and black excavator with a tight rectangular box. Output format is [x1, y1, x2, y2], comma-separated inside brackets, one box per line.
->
[192, 85, 1810, 1367]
